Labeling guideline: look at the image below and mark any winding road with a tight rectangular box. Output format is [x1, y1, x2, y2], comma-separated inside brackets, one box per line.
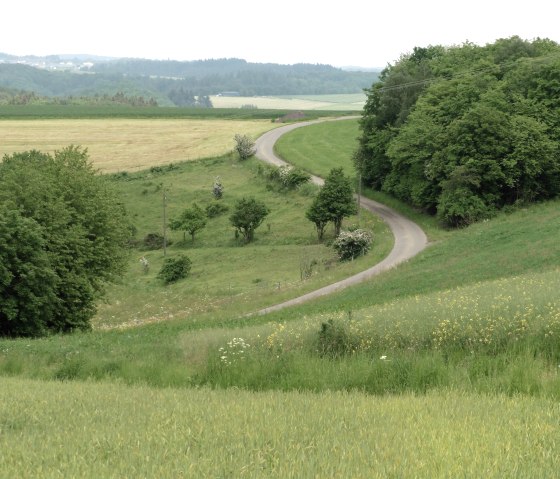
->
[254, 118, 428, 314]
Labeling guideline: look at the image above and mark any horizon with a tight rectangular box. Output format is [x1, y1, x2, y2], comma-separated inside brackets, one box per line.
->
[0, 51, 383, 70]
[2, 0, 558, 69]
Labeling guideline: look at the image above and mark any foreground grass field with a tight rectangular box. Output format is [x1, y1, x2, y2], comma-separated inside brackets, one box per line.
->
[2, 378, 559, 478]
[0, 118, 276, 172]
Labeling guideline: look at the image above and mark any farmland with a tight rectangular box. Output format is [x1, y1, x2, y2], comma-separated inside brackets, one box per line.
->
[210, 93, 366, 111]
[0, 118, 276, 172]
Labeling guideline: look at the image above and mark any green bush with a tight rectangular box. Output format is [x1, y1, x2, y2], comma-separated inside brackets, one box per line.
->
[142, 233, 171, 250]
[316, 319, 355, 358]
[206, 201, 229, 218]
[157, 255, 192, 284]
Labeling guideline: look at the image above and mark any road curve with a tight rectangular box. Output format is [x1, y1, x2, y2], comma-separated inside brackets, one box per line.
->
[254, 119, 428, 314]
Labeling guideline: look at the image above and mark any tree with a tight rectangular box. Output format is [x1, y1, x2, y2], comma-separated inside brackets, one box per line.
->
[230, 197, 270, 243]
[0, 206, 58, 337]
[0, 146, 131, 337]
[170, 203, 207, 243]
[306, 196, 329, 241]
[234, 134, 256, 160]
[319, 168, 357, 237]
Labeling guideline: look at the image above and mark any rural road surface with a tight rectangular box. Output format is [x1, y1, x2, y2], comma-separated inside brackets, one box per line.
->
[253, 118, 428, 314]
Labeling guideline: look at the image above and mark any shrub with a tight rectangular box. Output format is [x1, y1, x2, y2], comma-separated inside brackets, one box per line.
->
[157, 255, 192, 284]
[333, 229, 373, 261]
[278, 165, 311, 189]
[212, 177, 224, 199]
[316, 319, 355, 358]
[233, 134, 255, 160]
[206, 201, 229, 218]
[230, 197, 270, 243]
[142, 233, 169, 250]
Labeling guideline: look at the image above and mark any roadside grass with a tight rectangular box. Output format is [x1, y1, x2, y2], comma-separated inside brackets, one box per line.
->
[2, 377, 559, 478]
[0, 118, 276, 172]
[274, 118, 359, 178]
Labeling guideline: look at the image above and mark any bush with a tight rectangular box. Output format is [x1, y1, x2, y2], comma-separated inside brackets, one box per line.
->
[233, 134, 255, 160]
[206, 201, 229, 218]
[333, 229, 373, 261]
[277, 165, 311, 189]
[142, 233, 170, 250]
[316, 319, 355, 358]
[157, 255, 192, 284]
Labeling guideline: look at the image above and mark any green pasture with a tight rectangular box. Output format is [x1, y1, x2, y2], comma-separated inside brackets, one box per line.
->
[274, 118, 360, 178]
[0, 104, 354, 120]
[94, 156, 390, 329]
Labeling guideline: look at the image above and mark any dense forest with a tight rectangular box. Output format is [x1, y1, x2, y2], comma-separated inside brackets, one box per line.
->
[0, 57, 378, 106]
[355, 36, 560, 226]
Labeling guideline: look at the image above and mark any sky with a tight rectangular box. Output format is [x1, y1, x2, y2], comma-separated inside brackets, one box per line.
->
[2, 0, 558, 68]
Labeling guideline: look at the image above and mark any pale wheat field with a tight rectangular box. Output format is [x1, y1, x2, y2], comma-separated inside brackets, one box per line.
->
[0, 118, 276, 172]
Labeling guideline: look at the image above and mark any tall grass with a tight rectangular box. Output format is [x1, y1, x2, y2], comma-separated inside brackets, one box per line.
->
[2, 377, 559, 478]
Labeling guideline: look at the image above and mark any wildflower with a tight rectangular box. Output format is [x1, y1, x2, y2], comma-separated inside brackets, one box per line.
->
[380, 355, 387, 360]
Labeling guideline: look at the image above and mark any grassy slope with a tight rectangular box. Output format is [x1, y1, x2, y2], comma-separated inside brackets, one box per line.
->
[274, 118, 360, 178]
[94, 156, 390, 329]
[1, 114, 560, 475]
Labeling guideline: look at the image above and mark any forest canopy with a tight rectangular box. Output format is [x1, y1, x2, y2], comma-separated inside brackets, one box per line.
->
[355, 36, 560, 226]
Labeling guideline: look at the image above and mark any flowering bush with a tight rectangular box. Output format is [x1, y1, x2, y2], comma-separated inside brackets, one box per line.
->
[333, 229, 373, 261]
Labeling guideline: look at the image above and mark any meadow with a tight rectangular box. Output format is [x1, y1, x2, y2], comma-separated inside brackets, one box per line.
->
[1, 112, 560, 476]
[274, 118, 360, 178]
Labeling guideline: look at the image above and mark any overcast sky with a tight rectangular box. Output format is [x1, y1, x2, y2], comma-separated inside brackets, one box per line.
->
[2, 0, 557, 68]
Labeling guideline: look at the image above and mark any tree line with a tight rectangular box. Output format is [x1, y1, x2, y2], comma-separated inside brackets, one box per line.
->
[0, 59, 378, 107]
[355, 36, 560, 226]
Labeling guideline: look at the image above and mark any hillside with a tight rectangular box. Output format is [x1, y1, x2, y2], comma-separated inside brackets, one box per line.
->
[1, 115, 559, 476]
[0, 56, 379, 106]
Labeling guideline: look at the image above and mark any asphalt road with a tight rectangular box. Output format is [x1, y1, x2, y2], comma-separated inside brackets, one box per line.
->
[254, 119, 428, 314]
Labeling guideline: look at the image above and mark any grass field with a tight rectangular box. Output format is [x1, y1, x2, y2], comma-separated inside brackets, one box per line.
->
[0, 118, 276, 172]
[94, 156, 390, 329]
[275, 118, 360, 178]
[210, 93, 366, 111]
[2, 377, 559, 478]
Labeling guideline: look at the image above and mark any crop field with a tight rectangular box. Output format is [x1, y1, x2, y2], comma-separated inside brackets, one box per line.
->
[0, 118, 276, 172]
[2, 377, 559, 478]
[210, 93, 366, 111]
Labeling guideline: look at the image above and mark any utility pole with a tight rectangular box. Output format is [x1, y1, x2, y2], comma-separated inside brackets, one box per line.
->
[163, 188, 167, 256]
[357, 173, 362, 227]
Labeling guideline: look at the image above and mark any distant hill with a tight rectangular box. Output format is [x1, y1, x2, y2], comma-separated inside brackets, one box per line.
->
[0, 54, 380, 106]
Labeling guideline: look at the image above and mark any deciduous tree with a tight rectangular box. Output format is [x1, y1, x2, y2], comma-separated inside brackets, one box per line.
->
[0, 146, 131, 337]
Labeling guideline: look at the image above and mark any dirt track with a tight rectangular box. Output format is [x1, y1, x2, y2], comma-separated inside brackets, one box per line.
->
[253, 119, 428, 314]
